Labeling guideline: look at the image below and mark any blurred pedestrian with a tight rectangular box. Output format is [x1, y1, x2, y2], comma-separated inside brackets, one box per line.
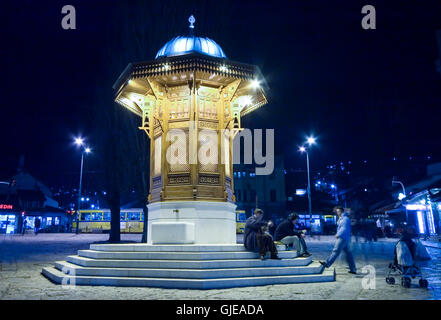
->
[22, 219, 27, 235]
[320, 206, 357, 274]
[34, 218, 41, 235]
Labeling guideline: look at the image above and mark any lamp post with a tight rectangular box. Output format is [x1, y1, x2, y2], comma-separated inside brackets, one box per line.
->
[299, 136, 317, 234]
[74, 137, 91, 234]
[392, 178, 407, 223]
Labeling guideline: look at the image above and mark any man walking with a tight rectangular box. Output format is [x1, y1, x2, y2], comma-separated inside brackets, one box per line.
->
[320, 206, 357, 274]
[274, 213, 311, 257]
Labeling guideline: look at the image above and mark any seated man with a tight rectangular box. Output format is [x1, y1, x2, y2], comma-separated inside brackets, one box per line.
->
[244, 208, 281, 260]
[274, 213, 311, 257]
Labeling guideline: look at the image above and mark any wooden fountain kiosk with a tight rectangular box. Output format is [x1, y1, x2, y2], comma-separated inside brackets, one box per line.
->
[113, 16, 267, 244]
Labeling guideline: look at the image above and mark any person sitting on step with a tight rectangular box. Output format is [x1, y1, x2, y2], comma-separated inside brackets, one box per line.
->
[244, 208, 281, 260]
[274, 213, 311, 257]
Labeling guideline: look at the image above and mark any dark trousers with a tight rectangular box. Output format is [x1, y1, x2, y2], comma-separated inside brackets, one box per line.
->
[256, 233, 278, 257]
[300, 236, 308, 253]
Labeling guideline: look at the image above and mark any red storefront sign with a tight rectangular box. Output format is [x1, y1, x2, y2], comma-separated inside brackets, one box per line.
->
[0, 204, 13, 210]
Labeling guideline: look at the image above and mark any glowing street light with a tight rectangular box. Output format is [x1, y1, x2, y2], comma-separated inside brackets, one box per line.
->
[74, 137, 84, 146]
[73, 137, 92, 234]
[306, 136, 316, 146]
[393, 178, 407, 222]
[299, 135, 318, 234]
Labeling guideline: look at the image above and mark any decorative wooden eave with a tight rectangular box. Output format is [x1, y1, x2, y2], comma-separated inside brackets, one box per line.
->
[113, 52, 269, 116]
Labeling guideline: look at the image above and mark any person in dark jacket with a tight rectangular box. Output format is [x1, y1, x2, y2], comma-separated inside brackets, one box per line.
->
[34, 218, 41, 234]
[396, 225, 417, 264]
[244, 209, 281, 260]
[22, 219, 27, 235]
[275, 213, 311, 257]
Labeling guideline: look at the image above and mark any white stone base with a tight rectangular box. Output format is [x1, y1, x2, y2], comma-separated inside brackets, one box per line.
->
[42, 243, 335, 289]
[147, 201, 237, 245]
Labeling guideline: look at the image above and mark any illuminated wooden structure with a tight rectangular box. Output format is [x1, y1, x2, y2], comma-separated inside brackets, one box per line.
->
[42, 17, 335, 289]
[113, 16, 268, 244]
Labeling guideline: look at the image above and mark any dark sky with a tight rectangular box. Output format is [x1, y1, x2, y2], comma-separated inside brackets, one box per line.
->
[1, 0, 440, 187]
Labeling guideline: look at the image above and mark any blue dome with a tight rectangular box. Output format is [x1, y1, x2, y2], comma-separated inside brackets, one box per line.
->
[155, 36, 227, 59]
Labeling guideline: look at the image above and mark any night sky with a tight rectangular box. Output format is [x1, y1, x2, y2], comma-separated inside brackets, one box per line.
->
[1, 0, 440, 188]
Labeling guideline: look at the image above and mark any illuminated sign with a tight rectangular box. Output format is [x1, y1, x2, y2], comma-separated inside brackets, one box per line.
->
[0, 204, 13, 210]
[405, 204, 427, 211]
[416, 211, 426, 234]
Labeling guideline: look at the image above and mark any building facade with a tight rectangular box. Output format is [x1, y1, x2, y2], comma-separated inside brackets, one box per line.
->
[234, 156, 286, 221]
[0, 170, 69, 234]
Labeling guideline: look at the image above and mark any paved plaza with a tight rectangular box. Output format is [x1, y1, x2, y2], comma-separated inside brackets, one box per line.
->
[0, 233, 439, 300]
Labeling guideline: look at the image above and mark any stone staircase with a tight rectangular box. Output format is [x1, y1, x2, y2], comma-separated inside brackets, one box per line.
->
[42, 244, 335, 289]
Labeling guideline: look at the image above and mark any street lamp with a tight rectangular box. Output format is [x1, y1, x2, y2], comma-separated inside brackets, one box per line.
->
[392, 178, 407, 223]
[74, 137, 92, 234]
[299, 136, 317, 234]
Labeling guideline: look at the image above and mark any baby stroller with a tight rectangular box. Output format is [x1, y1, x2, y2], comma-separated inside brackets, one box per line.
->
[385, 231, 429, 288]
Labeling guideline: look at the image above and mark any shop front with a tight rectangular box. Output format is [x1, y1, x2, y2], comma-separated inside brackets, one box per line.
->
[0, 204, 17, 234]
[0, 203, 68, 234]
[296, 214, 337, 235]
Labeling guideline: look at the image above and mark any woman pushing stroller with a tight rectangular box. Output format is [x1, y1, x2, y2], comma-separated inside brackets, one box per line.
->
[386, 225, 430, 288]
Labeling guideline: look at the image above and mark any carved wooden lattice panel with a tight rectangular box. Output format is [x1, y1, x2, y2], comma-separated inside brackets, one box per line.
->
[168, 130, 190, 173]
[223, 133, 230, 177]
[169, 98, 190, 119]
[199, 129, 218, 173]
[198, 86, 219, 120]
[154, 135, 162, 176]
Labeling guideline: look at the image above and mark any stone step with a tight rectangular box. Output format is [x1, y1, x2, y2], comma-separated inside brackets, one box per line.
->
[67, 255, 312, 269]
[77, 249, 297, 261]
[89, 244, 252, 252]
[42, 266, 335, 289]
[54, 260, 323, 279]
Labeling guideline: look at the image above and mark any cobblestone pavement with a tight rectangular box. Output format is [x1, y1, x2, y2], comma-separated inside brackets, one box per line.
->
[0, 234, 439, 300]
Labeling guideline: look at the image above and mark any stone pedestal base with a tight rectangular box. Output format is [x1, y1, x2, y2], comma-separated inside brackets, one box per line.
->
[42, 243, 335, 289]
[147, 201, 237, 245]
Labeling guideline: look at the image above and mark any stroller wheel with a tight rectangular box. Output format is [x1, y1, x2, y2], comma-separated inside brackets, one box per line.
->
[401, 277, 411, 288]
[386, 277, 395, 285]
[419, 279, 428, 288]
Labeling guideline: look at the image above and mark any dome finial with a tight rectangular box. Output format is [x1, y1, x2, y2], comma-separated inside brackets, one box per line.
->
[188, 15, 195, 29]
